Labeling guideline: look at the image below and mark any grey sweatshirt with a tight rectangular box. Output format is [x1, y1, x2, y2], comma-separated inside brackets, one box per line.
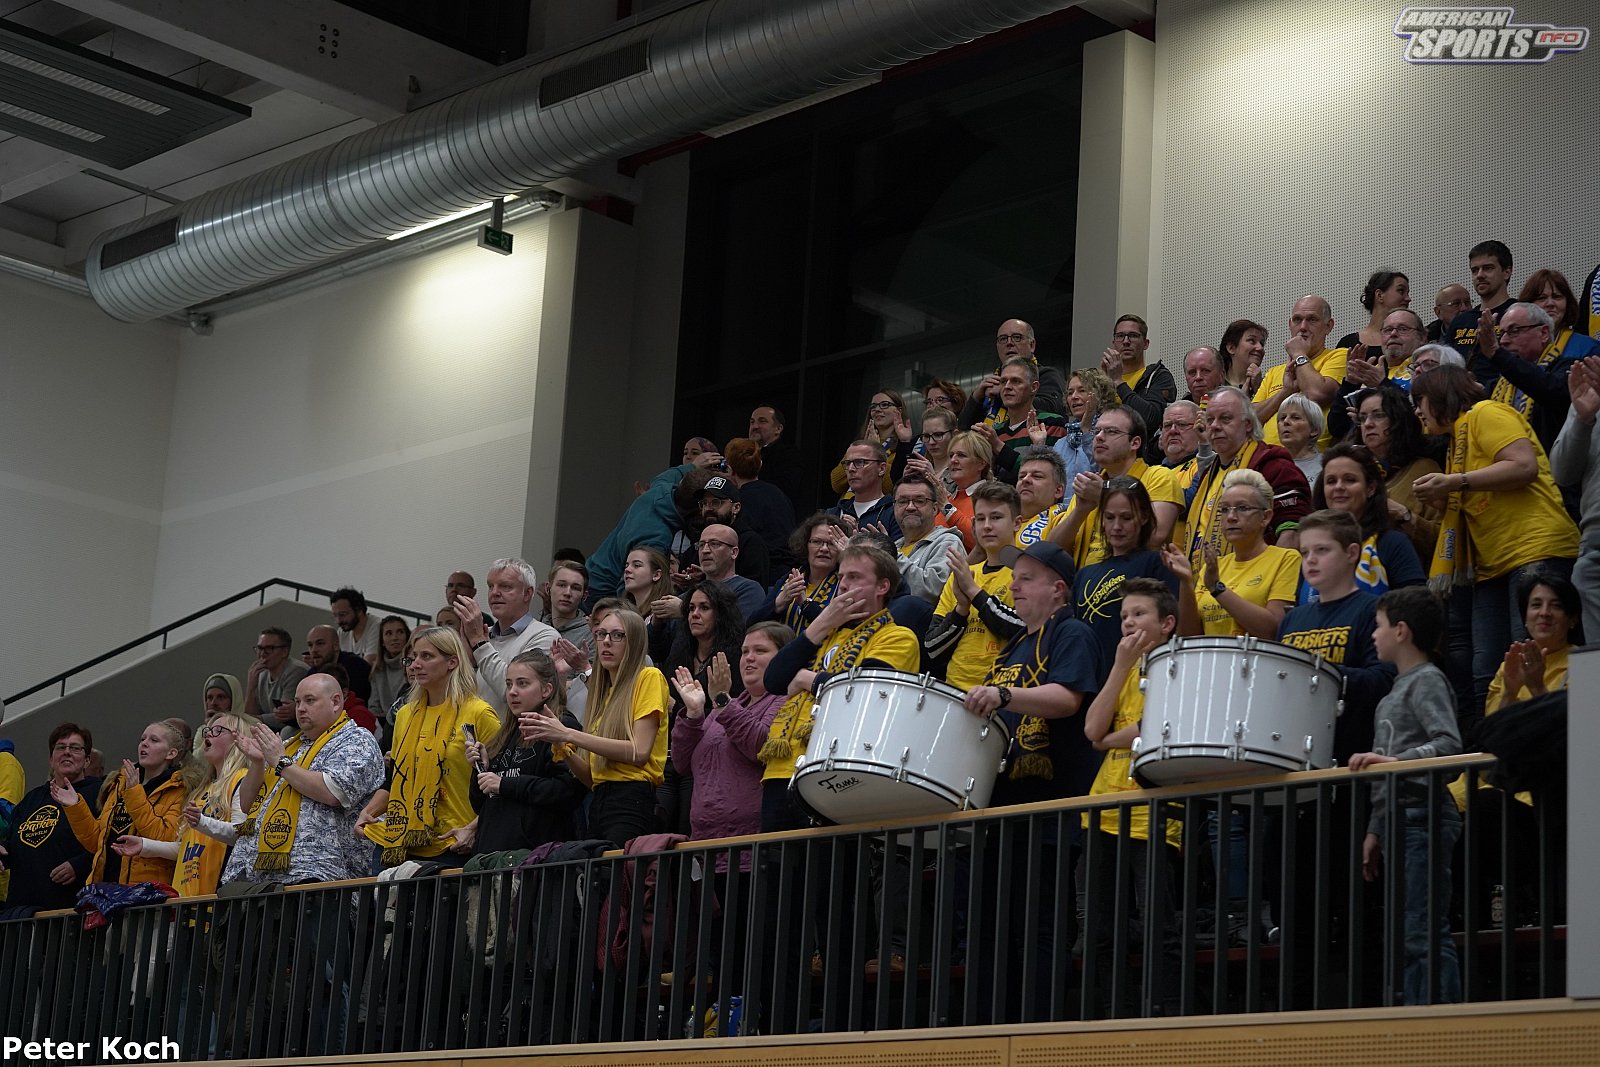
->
[1367, 661, 1463, 836]
[1550, 404, 1600, 543]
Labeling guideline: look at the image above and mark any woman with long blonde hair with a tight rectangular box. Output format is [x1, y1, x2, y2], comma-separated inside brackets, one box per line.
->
[356, 625, 499, 868]
[110, 713, 256, 896]
[62, 719, 197, 885]
[522, 606, 670, 845]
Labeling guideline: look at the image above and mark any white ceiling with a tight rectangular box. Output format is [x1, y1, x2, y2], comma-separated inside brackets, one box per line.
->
[0, 0, 582, 269]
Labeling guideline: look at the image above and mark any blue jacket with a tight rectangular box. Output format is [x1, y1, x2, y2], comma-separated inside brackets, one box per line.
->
[585, 464, 694, 607]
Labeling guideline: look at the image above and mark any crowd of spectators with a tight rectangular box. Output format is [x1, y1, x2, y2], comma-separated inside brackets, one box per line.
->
[0, 238, 1592, 1021]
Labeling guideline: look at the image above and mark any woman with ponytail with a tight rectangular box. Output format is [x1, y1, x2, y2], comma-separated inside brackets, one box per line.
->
[62, 720, 195, 885]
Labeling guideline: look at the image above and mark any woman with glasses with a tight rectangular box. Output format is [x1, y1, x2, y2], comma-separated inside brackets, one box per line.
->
[523, 607, 670, 845]
[357, 625, 499, 868]
[829, 390, 911, 496]
[1162, 469, 1300, 638]
[111, 715, 256, 897]
[1275, 393, 1327, 486]
[659, 581, 747, 833]
[1519, 268, 1600, 363]
[763, 513, 848, 630]
[922, 378, 966, 417]
[63, 719, 197, 886]
[905, 405, 957, 491]
[1343, 387, 1444, 561]
[1310, 443, 1426, 600]
[1410, 366, 1579, 714]
[944, 430, 995, 550]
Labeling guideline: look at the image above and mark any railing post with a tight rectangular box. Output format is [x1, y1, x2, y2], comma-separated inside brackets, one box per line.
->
[1569, 644, 1600, 998]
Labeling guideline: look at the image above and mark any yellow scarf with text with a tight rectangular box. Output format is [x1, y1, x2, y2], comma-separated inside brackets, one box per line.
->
[254, 713, 353, 872]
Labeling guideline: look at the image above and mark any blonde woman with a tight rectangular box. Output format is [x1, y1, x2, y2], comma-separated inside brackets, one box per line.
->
[522, 607, 670, 845]
[109, 713, 256, 897]
[62, 720, 195, 885]
[357, 626, 499, 868]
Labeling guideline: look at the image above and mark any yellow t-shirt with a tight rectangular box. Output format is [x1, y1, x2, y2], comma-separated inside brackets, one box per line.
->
[389, 696, 501, 857]
[1197, 545, 1301, 635]
[1067, 461, 1184, 567]
[589, 666, 672, 786]
[1256, 346, 1348, 451]
[1453, 402, 1580, 580]
[0, 749, 21, 899]
[935, 563, 1015, 690]
[761, 621, 921, 782]
[1084, 667, 1182, 845]
[1184, 440, 1270, 571]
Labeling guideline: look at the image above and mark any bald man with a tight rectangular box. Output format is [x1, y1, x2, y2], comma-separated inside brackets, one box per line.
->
[303, 624, 372, 703]
[696, 522, 767, 620]
[1253, 295, 1347, 450]
[1428, 283, 1472, 343]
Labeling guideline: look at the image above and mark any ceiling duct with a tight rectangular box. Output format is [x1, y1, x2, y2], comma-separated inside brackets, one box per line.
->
[84, 0, 1073, 323]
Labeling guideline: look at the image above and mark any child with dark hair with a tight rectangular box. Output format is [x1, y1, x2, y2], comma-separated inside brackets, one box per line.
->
[1350, 585, 1463, 1004]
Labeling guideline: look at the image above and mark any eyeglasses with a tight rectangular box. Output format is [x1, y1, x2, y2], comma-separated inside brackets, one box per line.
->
[52, 742, 87, 754]
[1380, 324, 1419, 335]
[1216, 504, 1264, 517]
[926, 395, 955, 408]
[917, 430, 951, 442]
[696, 539, 737, 550]
[807, 537, 837, 548]
[253, 644, 286, 653]
[594, 629, 628, 644]
[1499, 322, 1544, 338]
[996, 332, 1028, 344]
[1092, 426, 1130, 439]
[895, 496, 935, 508]
[201, 724, 236, 739]
[1160, 420, 1196, 432]
[841, 458, 880, 469]
[868, 400, 899, 410]
[1354, 411, 1392, 425]
[1112, 331, 1144, 342]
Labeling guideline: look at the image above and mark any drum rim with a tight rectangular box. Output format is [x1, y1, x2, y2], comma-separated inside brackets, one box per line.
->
[815, 666, 970, 701]
[792, 760, 968, 809]
[1144, 634, 1345, 676]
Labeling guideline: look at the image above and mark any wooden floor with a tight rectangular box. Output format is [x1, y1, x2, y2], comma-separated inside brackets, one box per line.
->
[191, 998, 1600, 1066]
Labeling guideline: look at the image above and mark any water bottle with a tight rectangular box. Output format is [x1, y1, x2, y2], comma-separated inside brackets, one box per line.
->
[1490, 884, 1505, 926]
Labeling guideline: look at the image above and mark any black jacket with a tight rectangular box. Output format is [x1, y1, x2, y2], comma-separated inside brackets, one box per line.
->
[469, 720, 586, 854]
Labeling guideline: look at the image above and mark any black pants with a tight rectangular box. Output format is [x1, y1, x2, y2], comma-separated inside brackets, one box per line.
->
[589, 780, 658, 846]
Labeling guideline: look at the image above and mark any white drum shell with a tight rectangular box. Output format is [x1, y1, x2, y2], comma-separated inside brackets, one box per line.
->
[793, 669, 1011, 824]
[1132, 636, 1342, 786]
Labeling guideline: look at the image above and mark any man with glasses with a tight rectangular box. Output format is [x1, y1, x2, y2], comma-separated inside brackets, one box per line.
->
[1428, 283, 1473, 343]
[1160, 400, 1204, 470]
[829, 441, 901, 542]
[1328, 308, 1429, 441]
[693, 522, 767, 620]
[963, 318, 1065, 426]
[978, 358, 1067, 482]
[1184, 386, 1311, 566]
[1099, 314, 1176, 464]
[691, 474, 770, 585]
[1048, 406, 1182, 564]
[244, 626, 308, 730]
[1471, 301, 1575, 452]
[0, 723, 100, 910]
[892, 472, 966, 603]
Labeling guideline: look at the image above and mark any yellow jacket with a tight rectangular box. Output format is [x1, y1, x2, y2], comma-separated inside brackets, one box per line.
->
[67, 770, 186, 885]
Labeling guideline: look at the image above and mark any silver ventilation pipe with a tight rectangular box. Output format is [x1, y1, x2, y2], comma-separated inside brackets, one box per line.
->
[84, 0, 1073, 322]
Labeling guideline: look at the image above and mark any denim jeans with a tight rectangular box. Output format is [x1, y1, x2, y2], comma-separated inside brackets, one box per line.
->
[1401, 803, 1462, 1005]
[1469, 557, 1573, 714]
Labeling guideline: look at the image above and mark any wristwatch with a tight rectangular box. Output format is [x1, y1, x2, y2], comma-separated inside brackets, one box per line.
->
[1209, 580, 1227, 597]
[994, 685, 1011, 707]
[712, 693, 731, 709]
[275, 755, 294, 772]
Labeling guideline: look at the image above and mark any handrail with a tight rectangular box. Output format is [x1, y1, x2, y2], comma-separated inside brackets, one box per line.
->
[4, 577, 432, 707]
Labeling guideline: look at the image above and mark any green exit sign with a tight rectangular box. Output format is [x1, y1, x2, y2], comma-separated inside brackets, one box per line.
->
[477, 225, 513, 255]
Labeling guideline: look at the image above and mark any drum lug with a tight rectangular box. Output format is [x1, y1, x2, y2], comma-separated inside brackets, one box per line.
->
[825, 737, 838, 771]
[1229, 720, 1245, 761]
[844, 684, 855, 703]
[960, 777, 976, 809]
[1309, 673, 1319, 693]
[916, 692, 926, 710]
[894, 747, 910, 781]
[1302, 734, 1316, 769]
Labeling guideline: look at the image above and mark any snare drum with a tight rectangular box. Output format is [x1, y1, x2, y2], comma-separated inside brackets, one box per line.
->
[1132, 636, 1342, 786]
[791, 669, 1011, 824]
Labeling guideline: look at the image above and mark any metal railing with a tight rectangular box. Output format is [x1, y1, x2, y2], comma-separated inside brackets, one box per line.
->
[0, 755, 1567, 1060]
[3, 579, 432, 708]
